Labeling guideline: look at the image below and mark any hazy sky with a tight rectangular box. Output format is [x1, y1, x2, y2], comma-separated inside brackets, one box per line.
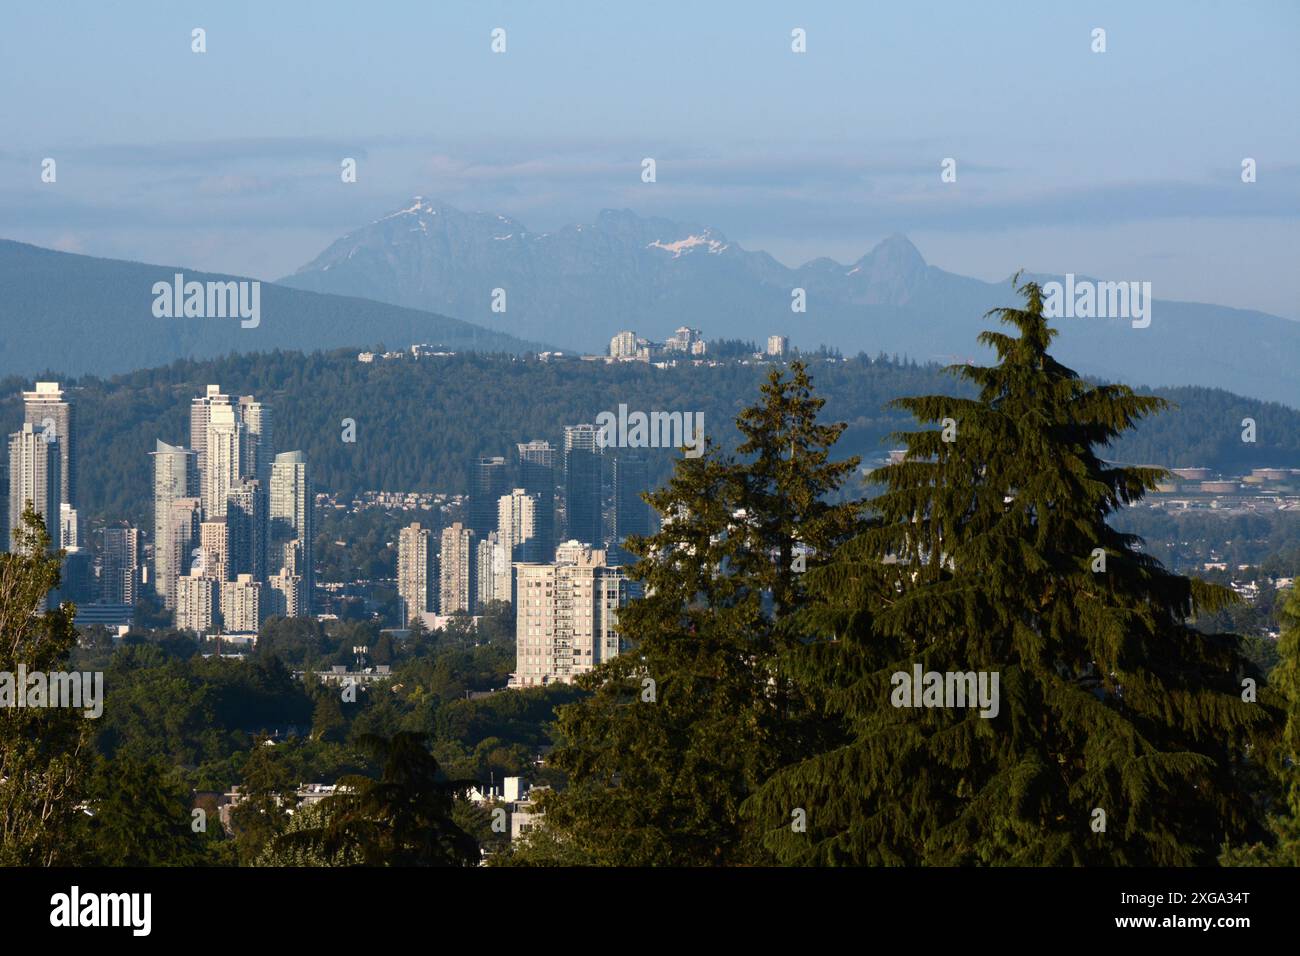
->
[2, 0, 1297, 317]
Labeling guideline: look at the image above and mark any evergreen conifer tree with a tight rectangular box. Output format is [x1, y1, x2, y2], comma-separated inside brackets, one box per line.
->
[1221, 578, 1300, 865]
[744, 279, 1280, 865]
[277, 731, 478, 866]
[537, 363, 864, 864]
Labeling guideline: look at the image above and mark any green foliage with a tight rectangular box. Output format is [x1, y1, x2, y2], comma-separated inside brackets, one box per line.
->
[75, 755, 209, 866]
[228, 737, 296, 864]
[1221, 579, 1300, 866]
[96, 650, 312, 767]
[743, 279, 1282, 865]
[255, 799, 363, 867]
[311, 691, 348, 743]
[538, 362, 866, 864]
[0, 507, 91, 866]
[7, 350, 1292, 530]
[273, 732, 479, 866]
[4, 298, 1293, 868]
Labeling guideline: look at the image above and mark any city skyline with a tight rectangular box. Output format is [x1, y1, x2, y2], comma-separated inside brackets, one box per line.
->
[0, 2, 1295, 894]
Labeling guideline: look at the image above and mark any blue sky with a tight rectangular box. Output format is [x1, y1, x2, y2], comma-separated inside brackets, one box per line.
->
[2, 0, 1297, 317]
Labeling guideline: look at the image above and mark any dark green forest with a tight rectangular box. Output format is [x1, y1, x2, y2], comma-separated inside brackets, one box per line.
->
[2, 348, 1296, 527]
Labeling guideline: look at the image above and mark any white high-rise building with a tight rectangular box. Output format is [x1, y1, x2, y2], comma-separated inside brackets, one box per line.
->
[163, 498, 203, 609]
[220, 574, 262, 632]
[439, 522, 475, 615]
[176, 571, 217, 634]
[23, 382, 75, 511]
[151, 441, 198, 608]
[59, 503, 79, 550]
[238, 396, 272, 484]
[666, 326, 701, 352]
[7, 422, 61, 552]
[190, 385, 232, 477]
[512, 546, 626, 687]
[269, 451, 312, 614]
[199, 518, 229, 582]
[766, 335, 789, 357]
[203, 403, 242, 518]
[267, 569, 304, 619]
[477, 531, 509, 607]
[397, 522, 436, 623]
[609, 330, 639, 359]
[498, 488, 540, 563]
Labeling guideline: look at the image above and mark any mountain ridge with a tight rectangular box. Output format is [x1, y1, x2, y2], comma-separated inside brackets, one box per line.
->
[279, 198, 1300, 407]
[0, 238, 543, 379]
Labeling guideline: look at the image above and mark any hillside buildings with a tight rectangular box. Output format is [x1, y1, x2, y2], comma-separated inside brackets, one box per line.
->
[609, 330, 639, 359]
[607, 327, 709, 363]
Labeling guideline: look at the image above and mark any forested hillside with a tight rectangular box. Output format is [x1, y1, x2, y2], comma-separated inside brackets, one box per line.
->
[1, 350, 1296, 526]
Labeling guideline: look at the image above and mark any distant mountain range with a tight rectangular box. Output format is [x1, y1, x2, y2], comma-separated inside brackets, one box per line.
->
[0, 239, 539, 379]
[281, 198, 1300, 407]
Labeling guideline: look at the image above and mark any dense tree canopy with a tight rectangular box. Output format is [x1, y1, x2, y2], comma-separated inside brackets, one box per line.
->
[744, 280, 1283, 865]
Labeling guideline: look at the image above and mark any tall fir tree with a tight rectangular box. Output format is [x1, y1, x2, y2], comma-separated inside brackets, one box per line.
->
[76, 755, 207, 866]
[229, 734, 295, 864]
[744, 278, 1280, 865]
[531, 364, 864, 865]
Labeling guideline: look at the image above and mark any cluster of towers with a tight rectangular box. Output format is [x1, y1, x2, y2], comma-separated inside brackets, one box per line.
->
[4, 382, 77, 560]
[154, 385, 312, 634]
[397, 426, 654, 686]
[3, 382, 143, 613]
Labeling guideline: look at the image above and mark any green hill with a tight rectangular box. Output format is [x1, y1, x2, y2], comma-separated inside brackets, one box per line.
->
[2, 350, 1296, 527]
